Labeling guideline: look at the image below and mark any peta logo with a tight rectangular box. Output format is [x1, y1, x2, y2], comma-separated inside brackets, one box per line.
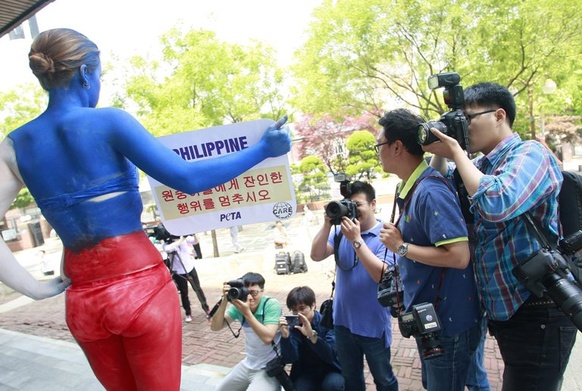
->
[220, 211, 242, 221]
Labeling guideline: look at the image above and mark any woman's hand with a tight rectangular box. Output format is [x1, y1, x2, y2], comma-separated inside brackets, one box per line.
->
[259, 116, 292, 158]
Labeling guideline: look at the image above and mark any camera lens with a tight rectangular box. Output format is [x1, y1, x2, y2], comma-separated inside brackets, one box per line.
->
[417, 124, 430, 145]
[420, 334, 445, 360]
[417, 121, 447, 145]
[544, 273, 582, 330]
[227, 287, 248, 302]
[325, 201, 346, 219]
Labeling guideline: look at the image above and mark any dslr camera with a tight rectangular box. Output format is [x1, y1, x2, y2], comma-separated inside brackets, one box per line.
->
[398, 302, 445, 360]
[325, 173, 359, 225]
[512, 233, 582, 331]
[377, 267, 405, 316]
[226, 279, 250, 302]
[417, 72, 470, 151]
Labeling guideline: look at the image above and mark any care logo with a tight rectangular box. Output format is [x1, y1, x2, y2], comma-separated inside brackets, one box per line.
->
[273, 202, 293, 219]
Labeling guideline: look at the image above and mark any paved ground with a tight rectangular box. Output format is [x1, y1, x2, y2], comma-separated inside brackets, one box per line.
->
[1, 162, 582, 390]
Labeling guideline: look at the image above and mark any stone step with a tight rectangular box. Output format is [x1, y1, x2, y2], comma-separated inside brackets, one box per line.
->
[0, 328, 228, 391]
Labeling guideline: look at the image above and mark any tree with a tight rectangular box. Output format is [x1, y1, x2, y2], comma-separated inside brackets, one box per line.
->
[124, 28, 288, 135]
[293, 112, 378, 175]
[296, 155, 330, 202]
[291, 0, 582, 139]
[345, 130, 382, 180]
[0, 83, 46, 137]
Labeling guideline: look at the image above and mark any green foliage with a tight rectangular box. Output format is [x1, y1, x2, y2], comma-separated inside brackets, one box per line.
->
[292, 0, 582, 141]
[12, 188, 34, 210]
[345, 130, 382, 180]
[124, 28, 288, 135]
[0, 83, 46, 137]
[296, 155, 330, 202]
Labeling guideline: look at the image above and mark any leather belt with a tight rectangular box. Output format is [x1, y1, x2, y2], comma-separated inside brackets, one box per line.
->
[522, 295, 556, 308]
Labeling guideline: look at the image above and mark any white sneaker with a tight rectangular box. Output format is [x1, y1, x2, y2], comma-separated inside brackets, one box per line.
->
[185, 315, 192, 322]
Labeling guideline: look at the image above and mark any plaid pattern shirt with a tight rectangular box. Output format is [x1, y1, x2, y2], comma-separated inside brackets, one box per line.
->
[448, 133, 563, 320]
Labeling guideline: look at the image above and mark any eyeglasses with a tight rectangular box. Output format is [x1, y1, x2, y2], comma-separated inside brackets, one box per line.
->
[249, 289, 264, 297]
[465, 109, 497, 125]
[374, 141, 390, 154]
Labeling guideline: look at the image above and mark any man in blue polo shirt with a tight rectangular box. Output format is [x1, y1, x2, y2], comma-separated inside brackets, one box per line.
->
[311, 181, 398, 391]
[376, 108, 482, 391]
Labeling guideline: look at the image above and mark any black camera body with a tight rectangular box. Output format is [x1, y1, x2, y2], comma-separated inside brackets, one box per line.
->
[326, 199, 359, 225]
[417, 72, 469, 151]
[226, 279, 250, 302]
[398, 302, 445, 360]
[560, 230, 582, 256]
[265, 356, 295, 391]
[325, 173, 359, 225]
[144, 223, 180, 244]
[513, 244, 582, 330]
[377, 268, 404, 313]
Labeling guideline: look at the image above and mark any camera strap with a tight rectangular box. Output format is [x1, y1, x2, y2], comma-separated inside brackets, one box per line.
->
[333, 229, 359, 271]
[230, 297, 272, 338]
[522, 213, 554, 250]
[168, 251, 197, 286]
[390, 175, 451, 313]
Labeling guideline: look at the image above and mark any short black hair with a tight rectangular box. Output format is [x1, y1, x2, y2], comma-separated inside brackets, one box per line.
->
[349, 180, 375, 203]
[241, 272, 265, 289]
[286, 286, 316, 310]
[378, 108, 424, 156]
[464, 82, 517, 127]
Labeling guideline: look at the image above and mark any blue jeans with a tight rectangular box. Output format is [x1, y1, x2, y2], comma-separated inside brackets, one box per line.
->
[334, 325, 398, 391]
[417, 322, 481, 391]
[466, 318, 490, 391]
[295, 371, 345, 391]
[488, 305, 576, 391]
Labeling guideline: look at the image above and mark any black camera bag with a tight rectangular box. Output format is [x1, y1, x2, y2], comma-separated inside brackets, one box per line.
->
[558, 171, 582, 282]
[319, 297, 334, 329]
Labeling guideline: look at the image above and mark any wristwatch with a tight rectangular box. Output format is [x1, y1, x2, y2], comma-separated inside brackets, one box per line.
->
[353, 240, 363, 249]
[397, 242, 409, 257]
[308, 330, 318, 343]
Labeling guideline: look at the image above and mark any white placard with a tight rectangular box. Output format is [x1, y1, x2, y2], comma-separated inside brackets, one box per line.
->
[146, 119, 296, 235]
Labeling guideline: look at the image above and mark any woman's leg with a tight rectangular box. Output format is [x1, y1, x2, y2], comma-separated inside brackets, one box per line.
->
[173, 272, 191, 316]
[187, 268, 209, 312]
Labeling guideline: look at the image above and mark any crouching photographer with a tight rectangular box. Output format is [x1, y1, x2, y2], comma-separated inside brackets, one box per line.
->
[377, 108, 482, 391]
[209, 272, 283, 391]
[278, 286, 344, 391]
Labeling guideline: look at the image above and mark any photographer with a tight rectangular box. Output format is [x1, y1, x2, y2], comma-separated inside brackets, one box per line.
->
[209, 272, 283, 390]
[278, 286, 344, 391]
[377, 108, 482, 391]
[162, 234, 210, 322]
[310, 181, 398, 391]
[424, 82, 577, 390]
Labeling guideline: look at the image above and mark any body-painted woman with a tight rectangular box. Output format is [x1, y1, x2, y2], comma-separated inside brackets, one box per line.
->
[0, 28, 291, 391]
